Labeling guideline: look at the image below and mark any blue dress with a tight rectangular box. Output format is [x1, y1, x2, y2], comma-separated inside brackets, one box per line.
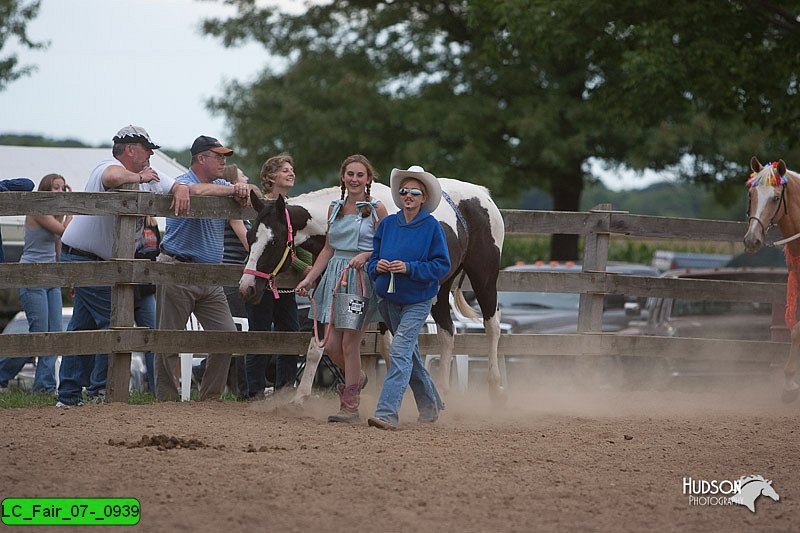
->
[311, 199, 381, 325]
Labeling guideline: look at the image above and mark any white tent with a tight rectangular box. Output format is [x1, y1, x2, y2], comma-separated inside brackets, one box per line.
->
[1, 145, 188, 250]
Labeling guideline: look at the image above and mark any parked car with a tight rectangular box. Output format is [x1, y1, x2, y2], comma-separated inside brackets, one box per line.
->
[620, 267, 788, 385]
[630, 267, 787, 340]
[651, 250, 732, 272]
[1, 308, 148, 392]
[445, 262, 658, 389]
[493, 261, 659, 334]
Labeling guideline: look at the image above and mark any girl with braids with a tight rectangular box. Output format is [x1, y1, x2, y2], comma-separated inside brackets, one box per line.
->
[296, 154, 388, 422]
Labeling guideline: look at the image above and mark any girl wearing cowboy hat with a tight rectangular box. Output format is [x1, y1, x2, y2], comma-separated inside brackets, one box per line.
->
[296, 154, 388, 422]
[366, 165, 450, 430]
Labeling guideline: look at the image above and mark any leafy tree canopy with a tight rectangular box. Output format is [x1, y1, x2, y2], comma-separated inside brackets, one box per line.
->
[0, 0, 46, 91]
[204, 0, 800, 258]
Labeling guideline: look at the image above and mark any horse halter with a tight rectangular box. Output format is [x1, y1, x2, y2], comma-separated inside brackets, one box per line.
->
[747, 193, 785, 235]
[243, 207, 295, 299]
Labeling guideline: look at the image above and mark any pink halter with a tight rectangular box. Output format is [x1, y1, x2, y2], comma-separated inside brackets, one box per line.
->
[243, 207, 294, 299]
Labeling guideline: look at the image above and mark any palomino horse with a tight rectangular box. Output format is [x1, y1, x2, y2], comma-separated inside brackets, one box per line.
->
[239, 180, 505, 404]
[743, 156, 800, 401]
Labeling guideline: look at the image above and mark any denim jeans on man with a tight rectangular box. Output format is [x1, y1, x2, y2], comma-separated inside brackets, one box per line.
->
[374, 298, 444, 427]
[57, 251, 111, 405]
[0, 287, 62, 392]
[134, 292, 156, 393]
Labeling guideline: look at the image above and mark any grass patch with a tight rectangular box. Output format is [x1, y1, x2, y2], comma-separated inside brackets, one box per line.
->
[1, 384, 334, 408]
[0, 388, 55, 409]
[128, 390, 158, 405]
[1, 389, 163, 408]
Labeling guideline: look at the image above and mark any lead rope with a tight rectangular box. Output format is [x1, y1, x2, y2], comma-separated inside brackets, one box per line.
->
[308, 294, 333, 348]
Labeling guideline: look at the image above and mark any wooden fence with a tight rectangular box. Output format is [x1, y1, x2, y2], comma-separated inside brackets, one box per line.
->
[0, 190, 789, 401]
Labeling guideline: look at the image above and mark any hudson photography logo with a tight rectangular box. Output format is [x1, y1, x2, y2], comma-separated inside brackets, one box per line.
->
[682, 475, 780, 512]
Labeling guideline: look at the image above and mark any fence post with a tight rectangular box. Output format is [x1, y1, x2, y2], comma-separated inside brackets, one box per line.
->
[577, 203, 611, 333]
[107, 190, 138, 402]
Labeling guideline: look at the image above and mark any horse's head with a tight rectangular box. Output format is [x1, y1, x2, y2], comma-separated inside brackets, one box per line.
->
[744, 156, 788, 254]
[761, 480, 780, 502]
[239, 191, 294, 304]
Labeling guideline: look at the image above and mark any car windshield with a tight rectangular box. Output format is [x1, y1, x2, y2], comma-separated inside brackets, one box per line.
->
[671, 299, 772, 317]
[497, 291, 580, 310]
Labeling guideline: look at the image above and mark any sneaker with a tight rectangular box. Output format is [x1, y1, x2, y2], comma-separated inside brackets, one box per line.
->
[0, 385, 8, 394]
[55, 400, 84, 408]
[367, 417, 396, 431]
[327, 409, 360, 423]
[88, 389, 107, 404]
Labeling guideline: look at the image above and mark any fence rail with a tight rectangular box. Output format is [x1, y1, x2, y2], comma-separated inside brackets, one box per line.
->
[0, 190, 788, 401]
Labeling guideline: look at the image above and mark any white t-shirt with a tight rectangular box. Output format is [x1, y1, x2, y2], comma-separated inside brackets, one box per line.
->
[61, 158, 176, 260]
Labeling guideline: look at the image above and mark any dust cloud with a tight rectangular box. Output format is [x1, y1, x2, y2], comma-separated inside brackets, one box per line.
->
[247, 350, 791, 428]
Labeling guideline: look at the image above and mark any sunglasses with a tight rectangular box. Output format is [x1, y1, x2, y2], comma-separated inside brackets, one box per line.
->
[398, 188, 424, 197]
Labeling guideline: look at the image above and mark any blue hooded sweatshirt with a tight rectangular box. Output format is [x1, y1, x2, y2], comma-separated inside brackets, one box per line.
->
[367, 209, 451, 304]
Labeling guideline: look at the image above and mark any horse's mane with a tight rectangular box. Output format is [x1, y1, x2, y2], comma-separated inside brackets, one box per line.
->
[739, 474, 769, 485]
[748, 164, 788, 187]
[288, 186, 340, 205]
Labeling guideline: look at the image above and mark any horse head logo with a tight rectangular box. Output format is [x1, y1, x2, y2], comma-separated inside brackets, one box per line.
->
[730, 475, 780, 513]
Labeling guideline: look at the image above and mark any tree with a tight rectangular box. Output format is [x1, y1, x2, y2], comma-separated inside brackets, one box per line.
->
[0, 0, 46, 91]
[475, 1, 800, 205]
[205, 0, 800, 259]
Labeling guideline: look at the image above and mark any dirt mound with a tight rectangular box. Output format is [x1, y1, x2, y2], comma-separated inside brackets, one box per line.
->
[108, 434, 219, 451]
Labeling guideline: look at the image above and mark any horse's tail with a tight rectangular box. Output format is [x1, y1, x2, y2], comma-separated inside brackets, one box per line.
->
[453, 271, 480, 322]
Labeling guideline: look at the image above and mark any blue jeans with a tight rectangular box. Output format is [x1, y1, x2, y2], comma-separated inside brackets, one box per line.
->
[245, 291, 300, 396]
[134, 291, 156, 393]
[57, 252, 111, 405]
[374, 298, 444, 427]
[0, 287, 62, 392]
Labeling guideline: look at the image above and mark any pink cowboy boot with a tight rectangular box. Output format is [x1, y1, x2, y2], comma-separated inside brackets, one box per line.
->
[328, 384, 360, 423]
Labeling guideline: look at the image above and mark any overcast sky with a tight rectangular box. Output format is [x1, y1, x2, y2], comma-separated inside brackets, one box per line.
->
[0, 0, 666, 190]
[0, 0, 274, 150]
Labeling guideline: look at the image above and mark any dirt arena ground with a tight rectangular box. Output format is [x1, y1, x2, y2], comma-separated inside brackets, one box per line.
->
[2, 379, 799, 532]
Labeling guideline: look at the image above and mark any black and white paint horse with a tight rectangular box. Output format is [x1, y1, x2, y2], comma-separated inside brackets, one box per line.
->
[239, 180, 505, 403]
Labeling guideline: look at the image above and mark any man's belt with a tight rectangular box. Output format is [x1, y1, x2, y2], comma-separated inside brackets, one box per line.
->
[62, 244, 104, 261]
[159, 246, 193, 263]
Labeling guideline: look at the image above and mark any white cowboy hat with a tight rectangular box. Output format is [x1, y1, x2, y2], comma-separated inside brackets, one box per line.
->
[389, 165, 442, 213]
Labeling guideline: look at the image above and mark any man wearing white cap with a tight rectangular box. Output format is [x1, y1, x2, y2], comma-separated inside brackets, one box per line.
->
[57, 125, 191, 407]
